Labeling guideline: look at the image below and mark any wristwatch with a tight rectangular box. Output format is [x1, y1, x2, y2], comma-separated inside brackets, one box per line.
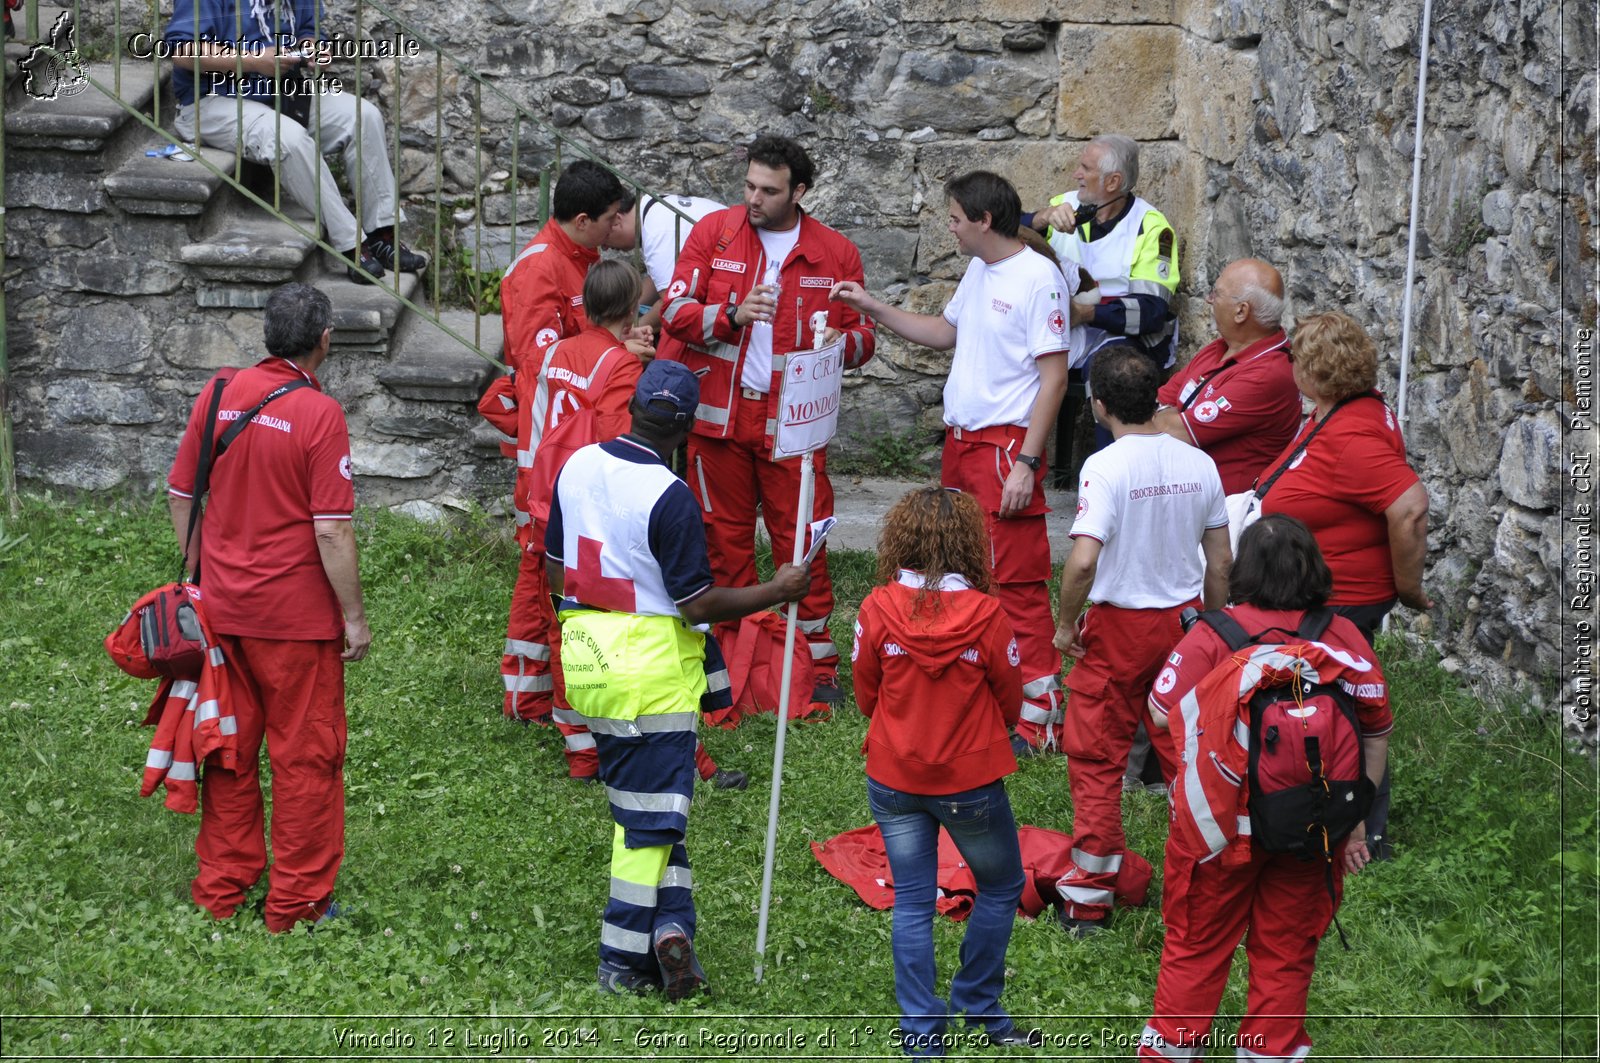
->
[724, 303, 741, 330]
[1016, 453, 1041, 471]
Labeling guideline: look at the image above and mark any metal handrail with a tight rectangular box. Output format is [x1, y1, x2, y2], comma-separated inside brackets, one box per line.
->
[91, 0, 704, 370]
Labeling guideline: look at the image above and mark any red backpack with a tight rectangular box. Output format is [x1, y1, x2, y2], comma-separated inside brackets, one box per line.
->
[1193, 609, 1375, 863]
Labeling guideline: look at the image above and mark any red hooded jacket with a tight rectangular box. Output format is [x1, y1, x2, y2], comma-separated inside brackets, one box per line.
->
[852, 571, 1023, 794]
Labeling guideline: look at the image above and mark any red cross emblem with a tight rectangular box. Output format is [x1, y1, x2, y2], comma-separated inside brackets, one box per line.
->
[569, 536, 636, 612]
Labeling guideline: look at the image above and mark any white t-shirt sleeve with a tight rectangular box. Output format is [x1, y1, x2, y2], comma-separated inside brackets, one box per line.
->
[1069, 455, 1116, 543]
[640, 195, 675, 292]
[1202, 459, 1228, 529]
[1024, 264, 1070, 360]
[942, 268, 969, 327]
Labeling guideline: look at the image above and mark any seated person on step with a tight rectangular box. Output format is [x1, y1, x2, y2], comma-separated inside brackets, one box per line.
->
[163, 0, 427, 285]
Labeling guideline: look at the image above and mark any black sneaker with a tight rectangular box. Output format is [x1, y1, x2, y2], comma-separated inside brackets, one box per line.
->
[810, 671, 845, 705]
[1366, 834, 1394, 862]
[1010, 732, 1040, 760]
[1056, 907, 1108, 939]
[709, 769, 748, 791]
[366, 235, 429, 274]
[347, 249, 385, 285]
[980, 1024, 1044, 1049]
[653, 922, 708, 1002]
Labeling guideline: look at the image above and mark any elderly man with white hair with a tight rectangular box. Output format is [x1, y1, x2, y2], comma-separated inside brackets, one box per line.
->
[1028, 134, 1180, 368]
[1151, 258, 1299, 494]
[1026, 134, 1182, 468]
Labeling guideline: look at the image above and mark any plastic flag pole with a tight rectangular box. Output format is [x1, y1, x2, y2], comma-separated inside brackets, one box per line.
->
[754, 311, 831, 983]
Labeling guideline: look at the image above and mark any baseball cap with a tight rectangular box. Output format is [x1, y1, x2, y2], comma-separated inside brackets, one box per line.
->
[635, 359, 700, 423]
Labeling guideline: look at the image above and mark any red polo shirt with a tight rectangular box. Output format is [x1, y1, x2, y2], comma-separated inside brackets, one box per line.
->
[1157, 330, 1299, 494]
[1259, 394, 1419, 605]
[168, 357, 354, 640]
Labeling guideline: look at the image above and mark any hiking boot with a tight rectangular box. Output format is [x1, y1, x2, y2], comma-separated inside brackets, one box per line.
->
[709, 769, 748, 791]
[1366, 834, 1393, 862]
[346, 249, 385, 285]
[1122, 775, 1143, 793]
[810, 671, 845, 705]
[574, 773, 601, 786]
[366, 235, 429, 274]
[652, 923, 708, 1002]
[1056, 908, 1108, 939]
[597, 962, 659, 996]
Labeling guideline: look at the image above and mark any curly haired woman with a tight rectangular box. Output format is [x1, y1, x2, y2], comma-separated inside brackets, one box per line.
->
[850, 486, 1033, 1057]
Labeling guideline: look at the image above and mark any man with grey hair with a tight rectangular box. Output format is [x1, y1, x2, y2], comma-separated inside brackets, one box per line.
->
[167, 281, 369, 932]
[1152, 258, 1298, 494]
[1027, 134, 1180, 367]
[1026, 134, 1181, 468]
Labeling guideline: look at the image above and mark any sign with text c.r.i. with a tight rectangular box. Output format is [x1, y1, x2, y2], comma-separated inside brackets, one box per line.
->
[771, 338, 845, 459]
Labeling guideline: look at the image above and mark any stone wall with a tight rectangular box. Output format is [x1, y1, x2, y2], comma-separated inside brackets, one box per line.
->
[360, 0, 1592, 713]
[7, 0, 1595, 722]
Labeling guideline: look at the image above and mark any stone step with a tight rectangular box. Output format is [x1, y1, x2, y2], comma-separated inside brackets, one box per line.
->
[378, 310, 502, 403]
[104, 142, 237, 217]
[323, 268, 422, 332]
[6, 59, 161, 152]
[180, 210, 318, 285]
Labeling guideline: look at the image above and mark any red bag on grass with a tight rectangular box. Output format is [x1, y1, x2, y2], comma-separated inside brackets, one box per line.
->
[705, 611, 820, 728]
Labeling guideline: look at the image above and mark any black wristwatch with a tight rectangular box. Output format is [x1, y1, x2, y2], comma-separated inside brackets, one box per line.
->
[724, 303, 741, 330]
[1016, 453, 1041, 471]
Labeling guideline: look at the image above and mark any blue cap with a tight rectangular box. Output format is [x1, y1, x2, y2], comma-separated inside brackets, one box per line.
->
[635, 359, 700, 423]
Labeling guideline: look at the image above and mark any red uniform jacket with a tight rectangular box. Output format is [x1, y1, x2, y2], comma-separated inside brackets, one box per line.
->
[138, 585, 239, 814]
[812, 824, 1090, 921]
[656, 206, 874, 447]
[517, 326, 640, 546]
[500, 218, 598, 375]
[852, 573, 1023, 795]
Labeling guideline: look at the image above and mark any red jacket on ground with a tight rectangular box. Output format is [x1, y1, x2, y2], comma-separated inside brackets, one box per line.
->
[812, 824, 1124, 921]
[500, 218, 598, 375]
[851, 571, 1022, 795]
[656, 206, 874, 446]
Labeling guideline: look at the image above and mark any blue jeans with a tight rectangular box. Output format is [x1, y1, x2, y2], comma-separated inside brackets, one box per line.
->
[867, 776, 1026, 1057]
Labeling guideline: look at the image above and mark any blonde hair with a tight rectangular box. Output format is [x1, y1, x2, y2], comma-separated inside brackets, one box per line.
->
[1293, 311, 1378, 401]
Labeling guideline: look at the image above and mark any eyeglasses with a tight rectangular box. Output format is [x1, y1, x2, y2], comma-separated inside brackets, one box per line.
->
[1204, 286, 1241, 306]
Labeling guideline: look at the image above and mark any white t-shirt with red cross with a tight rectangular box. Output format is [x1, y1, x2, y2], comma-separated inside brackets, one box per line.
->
[941, 246, 1074, 430]
[1069, 432, 1227, 609]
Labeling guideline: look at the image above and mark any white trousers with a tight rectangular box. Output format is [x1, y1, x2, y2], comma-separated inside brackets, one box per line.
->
[176, 91, 401, 253]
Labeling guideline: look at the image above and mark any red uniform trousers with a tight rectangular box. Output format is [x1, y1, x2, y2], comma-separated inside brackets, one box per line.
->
[193, 635, 345, 933]
[687, 393, 838, 674]
[1059, 602, 1186, 921]
[1138, 837, 1343, 1061]
[502, 546, 556, 723]
[941, 429, 1062, 747]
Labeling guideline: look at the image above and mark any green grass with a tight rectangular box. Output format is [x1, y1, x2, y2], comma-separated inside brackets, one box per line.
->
[0, 496, 1594, 1059]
